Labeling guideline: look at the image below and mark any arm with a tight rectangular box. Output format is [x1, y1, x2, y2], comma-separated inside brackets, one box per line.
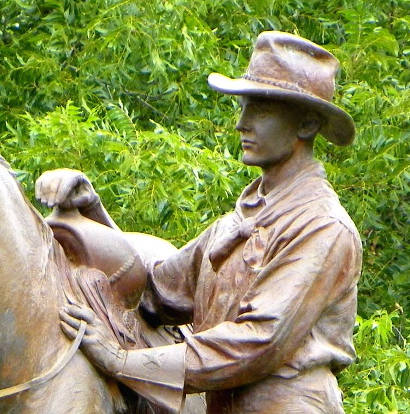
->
[139, 222, 216, 326]
[183, 218, 361, 391]
[35, 168, 120, 230]
[61, 218, 360, 398]
[116, 217, 360, 392]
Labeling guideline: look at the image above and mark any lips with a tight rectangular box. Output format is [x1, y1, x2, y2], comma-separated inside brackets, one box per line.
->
[241, 139, 256, 149]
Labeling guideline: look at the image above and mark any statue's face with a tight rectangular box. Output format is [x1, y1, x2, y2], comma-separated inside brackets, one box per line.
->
[236, 97, 299, 169]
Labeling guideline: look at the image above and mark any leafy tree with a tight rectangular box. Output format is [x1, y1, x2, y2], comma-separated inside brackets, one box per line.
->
[0, 1, 408, 412]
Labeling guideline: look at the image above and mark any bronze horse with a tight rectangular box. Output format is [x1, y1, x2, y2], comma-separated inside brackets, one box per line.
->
[0, 158, 126, 413]
[0, 158, 204, 413]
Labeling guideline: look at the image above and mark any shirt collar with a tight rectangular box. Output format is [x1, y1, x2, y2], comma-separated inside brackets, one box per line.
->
[237, 161, 326, 218]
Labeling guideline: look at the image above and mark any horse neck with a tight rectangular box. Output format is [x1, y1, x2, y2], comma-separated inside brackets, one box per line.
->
[0, 165, 70, 385]
[0, 163, 120, 413]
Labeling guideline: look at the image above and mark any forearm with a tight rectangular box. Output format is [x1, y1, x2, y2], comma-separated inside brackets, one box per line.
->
[183, 319, 285, 392]
[183, 221, 360, 392]
[79, 196, 121, 231]
[139, 223, 216, 326]
[115, 343, 187, 413]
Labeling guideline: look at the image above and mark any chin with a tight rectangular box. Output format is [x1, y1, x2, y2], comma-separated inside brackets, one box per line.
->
[242, 152, 293, 169]
[242, 155, 275, 168]
[242, 154, 260, 166]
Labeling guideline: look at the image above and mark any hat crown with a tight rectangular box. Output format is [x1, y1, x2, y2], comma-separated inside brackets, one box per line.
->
[207, 31, 355, 145]
[246, 31, 339, 102]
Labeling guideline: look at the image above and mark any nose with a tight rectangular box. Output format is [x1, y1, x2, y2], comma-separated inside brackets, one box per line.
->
[236, 113, 250, 133]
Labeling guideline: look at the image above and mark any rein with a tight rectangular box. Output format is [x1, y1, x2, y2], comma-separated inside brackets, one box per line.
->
[0, 321, 86, 399]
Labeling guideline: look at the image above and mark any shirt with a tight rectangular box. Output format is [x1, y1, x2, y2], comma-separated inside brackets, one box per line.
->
[140, 161, 362, 405]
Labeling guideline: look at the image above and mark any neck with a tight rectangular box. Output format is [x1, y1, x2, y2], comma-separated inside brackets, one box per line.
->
[260, 142, 314, 195]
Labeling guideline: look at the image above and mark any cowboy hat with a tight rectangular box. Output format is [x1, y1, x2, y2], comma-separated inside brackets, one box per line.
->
[208, 31, 355, 145]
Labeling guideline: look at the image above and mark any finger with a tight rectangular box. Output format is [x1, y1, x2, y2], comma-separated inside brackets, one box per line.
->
[60, 321, 78, 340]
[55, 175, 82, 206]
[64, 304, 96, 324]
[46, 177, 64, 208]
[36, 175, 52, 205]
[36, 171, 55, 203]
[70, 192, 94, 209]
[38, 174, 55, 206]
[81, 333, 98, 346]
[60, 310, 97, 337]
[35, 176, 43, 200]
[59, 309, 83, 330]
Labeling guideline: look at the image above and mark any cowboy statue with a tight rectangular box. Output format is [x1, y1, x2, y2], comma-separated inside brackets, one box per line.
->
[36, 31, 362, 413]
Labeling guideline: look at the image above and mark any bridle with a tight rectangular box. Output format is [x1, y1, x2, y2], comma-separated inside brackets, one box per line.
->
[0, 321, 86, 399]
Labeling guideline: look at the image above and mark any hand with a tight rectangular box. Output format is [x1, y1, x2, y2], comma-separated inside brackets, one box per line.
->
[35, 168, 99, 210]
[60, 303, 125, 375]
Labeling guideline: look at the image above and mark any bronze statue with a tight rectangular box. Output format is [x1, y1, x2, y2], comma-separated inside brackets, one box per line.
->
[0, 162, 198, 412]
[1, 31, 361, 413]
[0, 157, 125, 413]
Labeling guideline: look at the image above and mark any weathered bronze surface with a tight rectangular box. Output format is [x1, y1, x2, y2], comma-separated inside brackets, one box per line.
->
[0, 159, 120, 414]
[0, 166, 199, 413]
[0, 31, 361, 413]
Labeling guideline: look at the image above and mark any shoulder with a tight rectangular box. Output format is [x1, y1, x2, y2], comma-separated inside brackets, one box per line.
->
[297, 196, 362, 262]
[309, 181, 360, 241]
[270, 175, 361, 248]
[294, 171, 359, 236]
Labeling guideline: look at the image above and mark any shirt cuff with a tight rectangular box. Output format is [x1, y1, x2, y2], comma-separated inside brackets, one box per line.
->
[116, 342, 186, 413]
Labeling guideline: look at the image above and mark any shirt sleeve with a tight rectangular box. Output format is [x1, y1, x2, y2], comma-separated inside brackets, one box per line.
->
[184, 217, 361, 392]
[139, 222, 216, 327]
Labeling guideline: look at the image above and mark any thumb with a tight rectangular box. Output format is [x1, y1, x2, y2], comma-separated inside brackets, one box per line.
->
[60, 183, 99, 210]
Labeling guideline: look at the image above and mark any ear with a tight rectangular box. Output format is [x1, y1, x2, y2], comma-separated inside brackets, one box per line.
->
[297, 112, 322, 141]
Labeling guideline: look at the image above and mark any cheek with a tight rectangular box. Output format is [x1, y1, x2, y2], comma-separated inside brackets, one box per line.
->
[257, 117, 286, 139]
[254, 123, 277, 145]
[263, 137, 295, 164]
[276, 136, 293, 152]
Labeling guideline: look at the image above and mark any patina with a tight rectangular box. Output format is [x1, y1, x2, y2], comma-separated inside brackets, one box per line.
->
[56, 32, 362, 413]
[1, 31, 361, 414]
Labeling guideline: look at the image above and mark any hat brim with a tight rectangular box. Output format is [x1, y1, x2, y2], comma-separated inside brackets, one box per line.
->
[208, 73, 355, 146]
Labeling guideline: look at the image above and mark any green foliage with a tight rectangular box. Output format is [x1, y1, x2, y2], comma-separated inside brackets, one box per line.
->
[340, 310, 410, 413]
[5, 101, 254, 244]
[0, 0, 408, 411]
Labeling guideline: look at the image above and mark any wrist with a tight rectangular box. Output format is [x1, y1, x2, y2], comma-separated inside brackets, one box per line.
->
[113, 348, 127, 375]
[116, 343, 187, 413]
[93, 337, 127, 375]
[79, 193, 101, 214]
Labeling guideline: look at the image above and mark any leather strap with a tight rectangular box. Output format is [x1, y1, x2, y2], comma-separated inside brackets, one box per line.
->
[0, 321, 86, 399]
